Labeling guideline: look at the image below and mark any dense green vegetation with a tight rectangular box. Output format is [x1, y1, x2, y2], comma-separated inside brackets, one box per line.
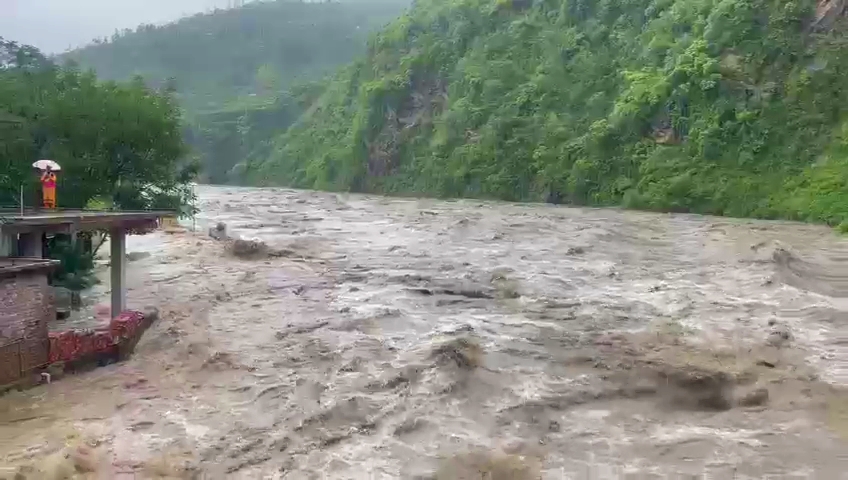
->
[246, 0, 848, 229]
[181, 83, 322, 183]
[62, 0, 409, 183]
[1, 37, 195, 291]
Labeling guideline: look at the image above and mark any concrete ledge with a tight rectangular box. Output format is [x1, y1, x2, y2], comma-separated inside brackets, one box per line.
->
[0, 209, 176, 234]
[0, 257, 60, 278]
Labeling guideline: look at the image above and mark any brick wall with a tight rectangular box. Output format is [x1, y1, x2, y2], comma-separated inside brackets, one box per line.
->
[0, 271, 52, 384]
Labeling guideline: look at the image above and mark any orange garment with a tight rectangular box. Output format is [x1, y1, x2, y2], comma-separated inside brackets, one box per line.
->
[41, 171, 57, 209]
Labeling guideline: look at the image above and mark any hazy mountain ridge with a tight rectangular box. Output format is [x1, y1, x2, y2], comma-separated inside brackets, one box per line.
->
[61, 0, 410, 184]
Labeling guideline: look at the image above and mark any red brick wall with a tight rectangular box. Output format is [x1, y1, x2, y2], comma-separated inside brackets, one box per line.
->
[0, 271, 52, 383]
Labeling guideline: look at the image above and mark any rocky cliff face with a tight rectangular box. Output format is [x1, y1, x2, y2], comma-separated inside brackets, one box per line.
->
[814, 0, 847, 30]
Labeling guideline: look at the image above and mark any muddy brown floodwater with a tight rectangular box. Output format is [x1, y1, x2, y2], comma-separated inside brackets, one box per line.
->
[2, 185, 848, 479]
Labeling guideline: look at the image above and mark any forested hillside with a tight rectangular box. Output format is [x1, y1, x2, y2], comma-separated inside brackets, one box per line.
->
[63, 0, 409, 183]
[246, 0, 848, 229]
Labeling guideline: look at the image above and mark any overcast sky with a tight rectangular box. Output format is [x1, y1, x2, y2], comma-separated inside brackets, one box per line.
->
[1, 0, 245, 53]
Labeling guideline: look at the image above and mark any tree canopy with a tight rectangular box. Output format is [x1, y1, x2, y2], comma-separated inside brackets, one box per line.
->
[244, 0, 848, 230]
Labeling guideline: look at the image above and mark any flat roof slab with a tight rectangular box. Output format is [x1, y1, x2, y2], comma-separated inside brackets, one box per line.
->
[0, 257, 61, 277]
[0, 209, 176, 234]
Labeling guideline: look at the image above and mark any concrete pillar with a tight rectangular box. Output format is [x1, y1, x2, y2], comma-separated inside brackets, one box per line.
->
[0, 230, 14, 256]
[18, 232, 42, 258]
[69, 226, 78, 249]
[110, 226, 127, 318]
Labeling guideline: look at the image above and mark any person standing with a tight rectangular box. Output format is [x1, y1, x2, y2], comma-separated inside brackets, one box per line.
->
[41, 165, 57, 209]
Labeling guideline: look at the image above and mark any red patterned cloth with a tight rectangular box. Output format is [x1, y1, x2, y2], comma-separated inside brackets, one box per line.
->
[48, 331, 75, 363]
[109, 310, 145, 341]
[92, 330, 113, 352]
[77, 332, 94, 357]
[48, 310, 144, 364]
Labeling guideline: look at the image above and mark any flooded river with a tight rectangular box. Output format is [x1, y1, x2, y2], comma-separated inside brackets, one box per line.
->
[1, 185, 847, 478]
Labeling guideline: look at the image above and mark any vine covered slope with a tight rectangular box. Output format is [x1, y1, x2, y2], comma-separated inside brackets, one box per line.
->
[248, 0, 848, 228]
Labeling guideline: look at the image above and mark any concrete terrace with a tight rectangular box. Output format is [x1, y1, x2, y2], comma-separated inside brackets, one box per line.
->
[0, 208, 177, 318]
[0, 208, 173, 233]
[0, 257, 60, 277]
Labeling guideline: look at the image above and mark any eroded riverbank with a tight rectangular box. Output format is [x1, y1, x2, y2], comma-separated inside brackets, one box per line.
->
[1, 186, 847, 478]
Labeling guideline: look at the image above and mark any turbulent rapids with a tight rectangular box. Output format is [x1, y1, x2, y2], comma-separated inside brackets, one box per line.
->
[1, 186, 847, 478]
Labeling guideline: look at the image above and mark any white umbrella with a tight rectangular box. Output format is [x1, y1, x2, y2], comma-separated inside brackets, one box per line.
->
[33, 159, 61, 171]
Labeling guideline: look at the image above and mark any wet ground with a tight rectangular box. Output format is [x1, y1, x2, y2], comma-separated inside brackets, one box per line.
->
[1, 185, 848, 478]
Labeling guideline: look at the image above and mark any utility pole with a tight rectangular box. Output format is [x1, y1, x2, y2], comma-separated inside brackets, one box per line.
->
[192, 183, 197, 232]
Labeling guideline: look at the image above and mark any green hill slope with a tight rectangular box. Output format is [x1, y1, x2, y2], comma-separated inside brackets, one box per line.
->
[62, 0, 409, 183]
[246, 0, 848, 229]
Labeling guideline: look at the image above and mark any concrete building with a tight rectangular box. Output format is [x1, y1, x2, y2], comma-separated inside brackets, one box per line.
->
[0, 209, 173, 387]
[0, 209, 171, 316]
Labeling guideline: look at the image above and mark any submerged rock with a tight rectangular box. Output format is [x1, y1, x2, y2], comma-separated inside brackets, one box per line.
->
[766, 323, 793, 348]
[209, 222, 228, 241]
[435, 451, 541, 480]
[738, 387, 770, 407]
[430, 337, 484, 370]
[228, 238, 268, 259]
[127, 251, 151, 262]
